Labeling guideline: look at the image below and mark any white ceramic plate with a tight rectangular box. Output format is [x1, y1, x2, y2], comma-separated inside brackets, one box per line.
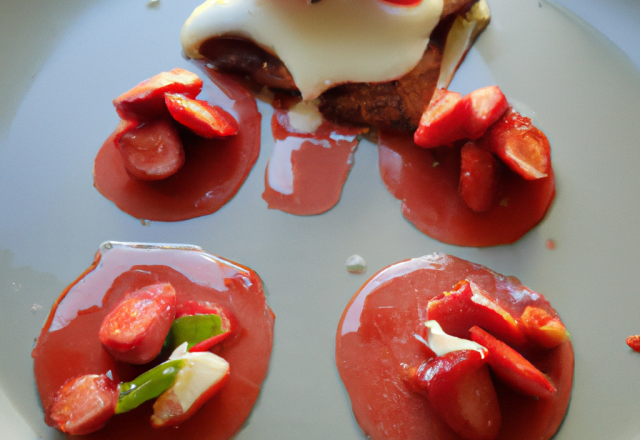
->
[1, 0, 640, 439]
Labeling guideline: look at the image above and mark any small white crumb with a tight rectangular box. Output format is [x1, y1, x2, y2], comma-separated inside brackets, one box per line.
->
[346, 254, 366, 274]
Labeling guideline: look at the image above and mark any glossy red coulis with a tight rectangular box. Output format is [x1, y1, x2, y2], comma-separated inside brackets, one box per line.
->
[378, 132, 556, 247]
[32, 243, 275, 440]
[262, 107, 363, 215]
[94, 69, 261, 222]
[336, 253, 573, 440]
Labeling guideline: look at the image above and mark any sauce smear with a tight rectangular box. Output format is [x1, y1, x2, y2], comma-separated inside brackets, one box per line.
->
[33, 242, 275, 440]
[378, 132, 555, 246]
[262, 106, 362, 215]
[336, 253, 573, 440]
[94, 70, 261, 222]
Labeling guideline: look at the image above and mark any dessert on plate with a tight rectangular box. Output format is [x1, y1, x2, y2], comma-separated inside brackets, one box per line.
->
[32, 242, 275, 439]
[336, 253, 573, 440]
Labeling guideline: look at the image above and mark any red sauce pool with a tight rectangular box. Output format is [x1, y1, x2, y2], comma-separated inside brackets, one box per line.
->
[378, 132, 556, 247]
[94, 69, 261, 222]
[32, 242, 275, 440]
[336, 253, 573, 440]
[262, 107, 362, 215]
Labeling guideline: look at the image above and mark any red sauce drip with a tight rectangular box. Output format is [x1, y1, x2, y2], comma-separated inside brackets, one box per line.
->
[378, 132, 556, 247]
[336, 253, 573, 440]
[262, 107, 362, 215]
[32, 244, 275, 440]
[94, 70, 261, 222]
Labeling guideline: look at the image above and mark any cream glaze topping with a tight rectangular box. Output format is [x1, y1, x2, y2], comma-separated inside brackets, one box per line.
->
[181, 0, 443, 100]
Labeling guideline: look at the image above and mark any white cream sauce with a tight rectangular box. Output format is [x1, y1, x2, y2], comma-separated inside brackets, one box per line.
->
[181, 0, 443, 100]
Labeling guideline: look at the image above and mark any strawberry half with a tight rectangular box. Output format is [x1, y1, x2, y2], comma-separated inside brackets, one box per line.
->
[151, 344, 230, 428]
[412, 350, 501, 440]
[172, 300, 234, 352]
[482, 107, 550, 180]
[626, 335, 640, 352]
[117, 118, 185, 181]
[414, 86, 508, 148]
[414, 88, 463, 148]
[99, 283, 176, 365]
[113, 68, 203, 121]
[519, 306, 569, 349]
[470, 326, 557, 399]
[459, 141, 499, 212]
[427, 280, 526, 347]
[165, 93, 239, 139]
[50, 374, 118, 435]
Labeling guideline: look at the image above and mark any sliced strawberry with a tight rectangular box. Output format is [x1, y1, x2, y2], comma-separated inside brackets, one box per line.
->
[626, 335, 640, 352]
[50, 374, 118, 435]
[461, 86, 509, 140]
[151, 344, 230, 428]
[470, 326, 556, 399]
[117, 118, 185, 181]
[427, 280, 526, 347]
[99, 283, 176, 364]
[165, 93, 239, 139]
[459, 141, 499, 212]
[411, 350, 501, 440]
[414, 86, 508, 148]
[113, 68, 203, 121]
[172, 300, 234, 352]
[414, 88, 463, 148]
[519, 306, 569, 349]
[482, 107, 550, 180]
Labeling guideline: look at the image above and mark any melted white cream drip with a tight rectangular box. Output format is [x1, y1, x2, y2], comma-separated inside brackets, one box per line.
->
[181, 0, 443, 99]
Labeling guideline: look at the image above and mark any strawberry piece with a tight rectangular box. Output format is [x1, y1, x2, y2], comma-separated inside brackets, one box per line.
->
[173, 300, 234, 352]
[519, 306, 569, 349]
[411, 350, 501, 440]
[99, 283, 177, 364]
[470, 326, 557, 399]
[414, 88, 463, 148]
[459, 141, 499, 212]
[151, 345, 230, 428]
[462, 86, 509, 140]
[113, 68, 203, 121]
[427, 280, 526, 347]
[117, 118, 185, 181]
[414, 86, 508, 148]
[165, 93, 239, 138]
[626, 335, 640, 352]
[483, 107, 550, 180]
[50, 374, 118, 435]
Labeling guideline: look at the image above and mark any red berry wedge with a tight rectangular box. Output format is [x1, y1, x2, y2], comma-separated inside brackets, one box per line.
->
[459, 141, 499, 212]
[117, 118, 185, 181]
[414, 88, 463, 148]
[50, 374, 118, 435]
[165, 93, 239, 138]
[427, 280, 526, 347]
[113, 68, 203, 121]
[470, 326, 557, 399]
[151, 344, 230, 428]
[171, 300, 234, 352]
[519, 306, 569, 349]
[412, 350, 501, 440]
[482, 107, 550, 180]
[414, 86, 508, 148]
[99, 283, 177, 365]
[626, 335, 640, 352]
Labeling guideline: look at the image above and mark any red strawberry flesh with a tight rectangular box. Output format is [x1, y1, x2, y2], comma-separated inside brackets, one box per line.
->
[98, 283, 176, 364]
[470, 326, 556, 399]
[50, 374, 118, 435]
[113, 68, 203, 121]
